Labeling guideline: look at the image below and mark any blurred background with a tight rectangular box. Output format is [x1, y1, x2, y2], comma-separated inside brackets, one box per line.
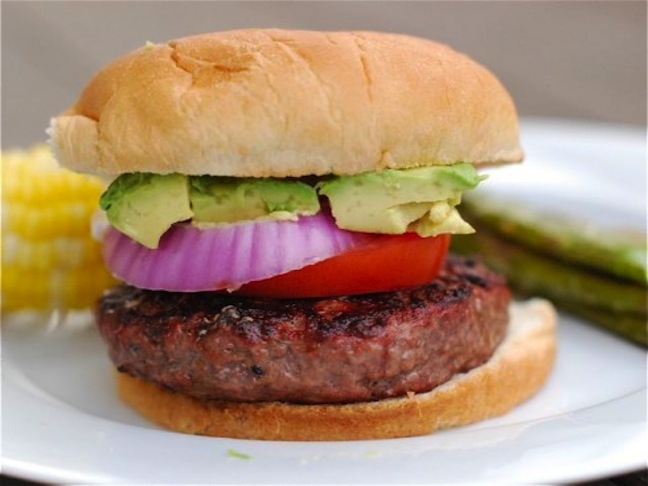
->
[2, 0, 646, 149]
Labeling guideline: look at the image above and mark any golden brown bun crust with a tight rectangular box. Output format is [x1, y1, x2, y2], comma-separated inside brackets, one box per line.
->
[116, 299, 556, 441]
[50, 29, 523, 177]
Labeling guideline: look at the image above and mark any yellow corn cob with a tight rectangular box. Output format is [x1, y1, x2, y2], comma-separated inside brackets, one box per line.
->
[1, 144, 116, 311]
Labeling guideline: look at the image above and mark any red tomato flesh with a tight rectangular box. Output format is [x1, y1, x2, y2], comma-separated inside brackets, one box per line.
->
[236, 233, 451, 298]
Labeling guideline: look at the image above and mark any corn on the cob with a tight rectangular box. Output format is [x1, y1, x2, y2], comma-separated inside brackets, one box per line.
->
[1, 144, 116, 311]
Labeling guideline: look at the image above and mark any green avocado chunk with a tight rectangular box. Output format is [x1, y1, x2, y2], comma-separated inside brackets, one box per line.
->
[99, 173, 193, 249]
[190, 177, 319, 224]
[98, 164, 481, 248]
[317, 164, 484, 236]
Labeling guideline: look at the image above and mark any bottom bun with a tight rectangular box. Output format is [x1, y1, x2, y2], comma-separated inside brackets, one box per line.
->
[117, 298, 557, 441]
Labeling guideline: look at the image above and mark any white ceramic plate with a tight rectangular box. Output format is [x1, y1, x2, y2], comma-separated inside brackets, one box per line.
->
[2, 118, 646, 484]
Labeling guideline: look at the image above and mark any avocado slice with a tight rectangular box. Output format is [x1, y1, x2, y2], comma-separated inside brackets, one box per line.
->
[190, 177, 319, 224]
[317, 164, 483, 236]
[99, 164, 482, 248]
[100, 173, 193, 249]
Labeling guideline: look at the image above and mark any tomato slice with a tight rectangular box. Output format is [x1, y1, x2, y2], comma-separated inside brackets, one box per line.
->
[236, 233, 450, 298]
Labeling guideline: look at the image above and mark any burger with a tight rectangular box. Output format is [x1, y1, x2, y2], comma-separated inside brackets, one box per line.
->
[49, 29, 556, 441]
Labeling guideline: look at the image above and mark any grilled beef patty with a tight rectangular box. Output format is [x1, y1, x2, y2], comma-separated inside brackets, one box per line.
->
[97, 255, 511, 404]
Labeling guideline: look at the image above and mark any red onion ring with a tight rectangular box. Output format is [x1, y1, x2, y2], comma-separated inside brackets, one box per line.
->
[102, 211, 377, 292]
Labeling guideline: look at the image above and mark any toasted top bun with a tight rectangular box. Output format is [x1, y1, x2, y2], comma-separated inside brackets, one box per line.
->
[50, 29, 523, 178]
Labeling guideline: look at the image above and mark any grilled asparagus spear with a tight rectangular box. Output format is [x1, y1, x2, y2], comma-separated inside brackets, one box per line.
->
[460, 195, 646, 286]
[452, 200, 648, 346]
